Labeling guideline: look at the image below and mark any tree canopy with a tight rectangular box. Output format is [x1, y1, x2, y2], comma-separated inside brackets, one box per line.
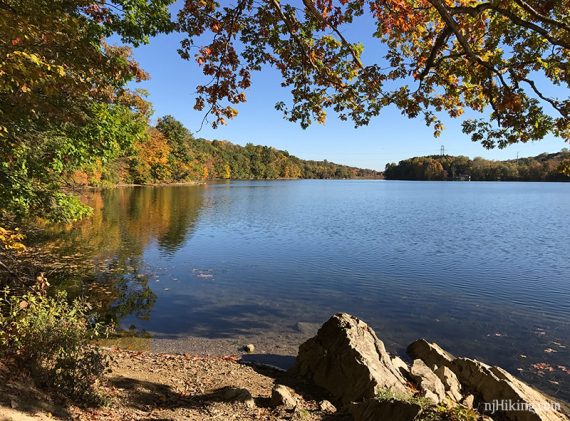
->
[73, 115, 381, 185]
[0, 0, 174, 220]
[179, 0, 569, 147]
[384, 150, 570, 181]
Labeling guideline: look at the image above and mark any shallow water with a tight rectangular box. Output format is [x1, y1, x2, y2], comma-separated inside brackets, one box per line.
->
[47, 180, 570, 400]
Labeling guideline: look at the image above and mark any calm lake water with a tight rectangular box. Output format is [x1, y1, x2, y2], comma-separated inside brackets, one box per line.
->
[48, 181, 570, 399]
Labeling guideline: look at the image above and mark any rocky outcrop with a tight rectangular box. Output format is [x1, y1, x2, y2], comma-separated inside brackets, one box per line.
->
[406, 340, 567, 421]
[407, 339, 455, 370]
[291, 315, 568, 421]
[452, 358, 567, 421]
[291, 313, 411, 404]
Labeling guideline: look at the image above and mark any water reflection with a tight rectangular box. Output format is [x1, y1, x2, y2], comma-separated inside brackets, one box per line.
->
[42, 185, 206, 324]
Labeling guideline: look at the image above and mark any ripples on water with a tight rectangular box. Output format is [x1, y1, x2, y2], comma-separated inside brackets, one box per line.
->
[49, 180, 570, 400]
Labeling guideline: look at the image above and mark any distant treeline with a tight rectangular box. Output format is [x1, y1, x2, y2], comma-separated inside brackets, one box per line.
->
[72, 115, 381, 187]
[384, 151, 570, 181]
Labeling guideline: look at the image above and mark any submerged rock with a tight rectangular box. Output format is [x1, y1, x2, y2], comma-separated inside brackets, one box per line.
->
[291, 313, 411, 404]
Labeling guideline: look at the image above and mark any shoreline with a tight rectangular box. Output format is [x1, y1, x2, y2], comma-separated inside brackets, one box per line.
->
[70, 177, 386, 193]
[3, 321, 570, 421]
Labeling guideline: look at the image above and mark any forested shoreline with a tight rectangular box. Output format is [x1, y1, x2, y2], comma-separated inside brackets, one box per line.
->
[384, 151, 570, 181]
[71, 115, 381, 189]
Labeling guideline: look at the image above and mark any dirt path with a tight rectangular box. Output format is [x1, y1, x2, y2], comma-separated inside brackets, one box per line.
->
[1, 349, 343, 421]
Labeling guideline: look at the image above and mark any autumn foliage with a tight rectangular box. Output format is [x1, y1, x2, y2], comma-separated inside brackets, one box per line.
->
[384, 150, 570, 181]
[0, 0, 174, 221]
[179, 0, 569, 147]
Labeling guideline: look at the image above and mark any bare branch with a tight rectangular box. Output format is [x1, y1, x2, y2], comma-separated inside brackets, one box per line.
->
[522, 77, 568, 118]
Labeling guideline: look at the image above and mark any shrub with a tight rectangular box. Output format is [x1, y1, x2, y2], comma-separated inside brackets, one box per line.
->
[0, 286, 109, 405]
[375, 389, 479, 421]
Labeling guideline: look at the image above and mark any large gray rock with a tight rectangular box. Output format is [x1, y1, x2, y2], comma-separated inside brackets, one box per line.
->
[291, 313, 410, 404]
[348, 398, 422, 421]
[410, 359, 446, 404]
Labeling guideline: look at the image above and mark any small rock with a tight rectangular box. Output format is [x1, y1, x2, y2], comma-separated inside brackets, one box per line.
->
[423, 390, 440, 405]
[244, 344, 255, 353]
[220, 387, 255, 408]
[462, 394, 475, 409]
[271, 384, 297, 409]
[410, 359, 446, 404]
[319, 400, 336, 413]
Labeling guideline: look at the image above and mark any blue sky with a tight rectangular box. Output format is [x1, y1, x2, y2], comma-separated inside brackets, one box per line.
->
[129, 3, 568, 171]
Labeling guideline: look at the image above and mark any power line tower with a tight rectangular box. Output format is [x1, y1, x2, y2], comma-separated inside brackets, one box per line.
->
[440, 145, 446, 156]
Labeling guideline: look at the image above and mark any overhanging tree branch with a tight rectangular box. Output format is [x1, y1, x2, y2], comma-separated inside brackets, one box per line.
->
[427, 0, 509, 87]
[450, 2, 570, 50]
[417, 26, 452, 81]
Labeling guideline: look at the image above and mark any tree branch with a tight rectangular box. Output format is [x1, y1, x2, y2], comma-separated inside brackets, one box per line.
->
[522, 77, 568, 118]
[427, 0, 508, 87]
[513, 0, 570, 33]
[417, 26, 452, 81]
[301, 0, 364, 70]
[451, 2, 570, 50]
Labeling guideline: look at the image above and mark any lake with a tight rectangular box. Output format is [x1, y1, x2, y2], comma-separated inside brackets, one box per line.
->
[46, 180, 570, 400]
